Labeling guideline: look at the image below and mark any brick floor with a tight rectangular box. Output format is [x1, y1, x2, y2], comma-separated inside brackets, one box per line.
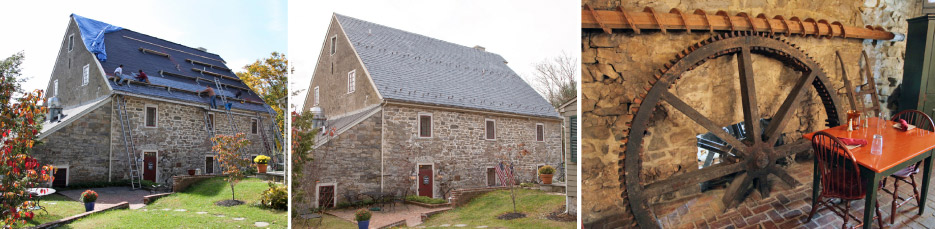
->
[653, 160, 935, 228]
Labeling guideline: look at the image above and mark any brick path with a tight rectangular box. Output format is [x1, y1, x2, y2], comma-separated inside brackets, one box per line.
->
[653, 160, 935, 228]
[59, 187, 162, 210]
[328, 204, 451, 228]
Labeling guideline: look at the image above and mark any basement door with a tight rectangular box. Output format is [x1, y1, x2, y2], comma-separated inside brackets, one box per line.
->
[143, 151, 157, 182]
[418, 164, 433, 197]
[318, 185, 335, 208]
[52, 167, 67, 187]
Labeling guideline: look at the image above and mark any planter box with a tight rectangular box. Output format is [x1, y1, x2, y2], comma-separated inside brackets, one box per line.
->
[403, 200, 451, 208]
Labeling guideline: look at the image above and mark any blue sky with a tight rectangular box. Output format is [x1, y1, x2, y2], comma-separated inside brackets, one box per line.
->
[0, 0, 286, 93]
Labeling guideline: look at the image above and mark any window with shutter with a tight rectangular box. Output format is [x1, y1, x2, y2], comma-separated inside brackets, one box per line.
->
[570, 115, 577, 163]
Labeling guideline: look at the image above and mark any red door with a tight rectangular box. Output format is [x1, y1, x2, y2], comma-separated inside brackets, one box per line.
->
[318, 185, 334, 208]
[418, 165, 433, 197]
[143, 152, 157, 182]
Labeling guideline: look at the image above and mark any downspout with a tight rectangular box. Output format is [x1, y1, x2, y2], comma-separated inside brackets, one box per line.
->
[108, 94, 114, 182]
[380, 100, 387, 193]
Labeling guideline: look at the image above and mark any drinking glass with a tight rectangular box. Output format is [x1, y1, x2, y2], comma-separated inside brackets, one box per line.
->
[871, 134, 883, 155]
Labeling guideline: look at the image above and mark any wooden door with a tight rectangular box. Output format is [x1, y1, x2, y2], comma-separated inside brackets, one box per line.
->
[418, 165, 433, 197]
[487, 168, 496, 186]
[143, 152, 157, 182]
[318, 185, 334, 208]
[205, 156, 214, 174]
[52, 168, 67, 187]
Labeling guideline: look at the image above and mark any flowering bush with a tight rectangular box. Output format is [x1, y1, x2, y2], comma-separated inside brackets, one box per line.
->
[254, 155, 270, 164]
[538, 165, 555, 174]
[259, 182, 287, 210]
[80, 190, 98, 203]
[354, 209, 372, 221]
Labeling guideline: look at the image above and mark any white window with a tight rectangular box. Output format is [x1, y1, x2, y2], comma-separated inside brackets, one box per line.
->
[536, 123, 545, 142]
[330, 35, 337, 55]
[82, 64, 90, 86]
[144, 105, 157, 128]
[68, 34, 74, 52]
[347, 70, 356, 94]
[418, 113, 432, 138]
[485, 119, 496, 140]
[251, 118, 259, 134]
[314, 86, 320, 106]
[53, 80, 58, 97]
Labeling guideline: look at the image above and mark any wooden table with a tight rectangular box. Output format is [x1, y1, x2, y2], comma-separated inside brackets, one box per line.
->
[803, 117, 935, 229]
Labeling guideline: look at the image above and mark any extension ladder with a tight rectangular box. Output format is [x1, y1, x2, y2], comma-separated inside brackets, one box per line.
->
[115, 95, 143, 190]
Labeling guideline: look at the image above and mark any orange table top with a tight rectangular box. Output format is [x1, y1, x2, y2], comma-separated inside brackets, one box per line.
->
[802, 117, 935, 173]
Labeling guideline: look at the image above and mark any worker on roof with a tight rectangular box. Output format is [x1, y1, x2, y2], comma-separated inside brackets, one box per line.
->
[113, 64, 131, 85]
[200, 86, 217, 109]
[136, 70, 150, 84]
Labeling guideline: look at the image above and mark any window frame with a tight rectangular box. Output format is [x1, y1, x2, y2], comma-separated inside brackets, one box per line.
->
[144, 105, 158, 128]
[418, 113, 433, 138]
[314, 86, 320, 106]
[347, 70, 356, 94]
[53, 80, 58, 97]
[536, 123, 545, 142]
[82, 64, 90, 86]
[485, 119, 496, 140]
[330, 35, 337, 56]
[204, 155, 215, 174]
[251, 118, 259, 134]
[68, 34, 74, 52]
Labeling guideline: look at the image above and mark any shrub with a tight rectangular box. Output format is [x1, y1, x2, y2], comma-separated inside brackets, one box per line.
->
[254, 155, 271, 164]
[405, 195, 447, 204]
[80, 190, 98, 203]
[354, 209, 371, 221]
[538, 165, 555, 174]
[259, 182, 287, 210]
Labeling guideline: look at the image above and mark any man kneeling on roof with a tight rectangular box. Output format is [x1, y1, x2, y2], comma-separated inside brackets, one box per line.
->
[200, 86, 217, 109]
[135, 69, 150, 84]
[113, 64, 132, 86]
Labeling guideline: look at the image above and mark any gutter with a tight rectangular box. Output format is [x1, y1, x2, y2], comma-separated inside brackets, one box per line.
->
[384, 99, 563, 121]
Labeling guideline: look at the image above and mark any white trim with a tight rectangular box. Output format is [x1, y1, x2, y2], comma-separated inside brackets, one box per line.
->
[250, 118, 259, 134]
[53, 80, 58, 97]
[68, 33, 75, 52]
[385, 100, 562, 121]
[53, 164, 70, 187]
[313, 86, 320, 106]
[329, 35, 337, 56]
[82, 64, 90, 86]
[416, 163, 435, 198]
[536, 123, 545, 142]
[485, 119, 496, 140]
[334, 14, 384, 101]
[144, 104, 158, 128]
[204, 155, 216, 174]
[347, 69, 356, 94]
[142, 150, 159, 183]
[315, 182, 338, 208]
[417, 112, 433, 138]
[93, 53, 113, 92]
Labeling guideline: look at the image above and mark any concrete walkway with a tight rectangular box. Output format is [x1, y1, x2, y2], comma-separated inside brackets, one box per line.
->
[59, 187, 165, 210]
[329, 204, 451, 228]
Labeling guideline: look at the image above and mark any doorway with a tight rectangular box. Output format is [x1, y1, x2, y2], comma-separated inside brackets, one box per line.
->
[418, 164, 433, 197]
[487, 167, 497, 186]
[317, 184, 335, 208]
[143, 151, 157, 182]
[53, 167, 68, 187]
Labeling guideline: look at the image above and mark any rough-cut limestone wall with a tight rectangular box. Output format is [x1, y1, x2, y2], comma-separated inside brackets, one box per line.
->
[581, 0, 918, 226]
[32, 100, 113, 185]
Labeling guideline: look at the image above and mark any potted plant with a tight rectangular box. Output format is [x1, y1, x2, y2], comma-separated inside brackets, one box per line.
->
[355, 209, 372, 229]
[188, 169, 196, 176]
[80, 190, 98, 212]
[254, 155, 271, 173]
[538, 165, 555, 184]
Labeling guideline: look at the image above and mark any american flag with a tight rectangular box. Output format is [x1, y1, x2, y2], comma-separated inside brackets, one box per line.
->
[495, 161, 515, 186]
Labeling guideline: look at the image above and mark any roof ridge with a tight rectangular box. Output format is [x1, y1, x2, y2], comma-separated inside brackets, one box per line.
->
[334, 13, 505, 60]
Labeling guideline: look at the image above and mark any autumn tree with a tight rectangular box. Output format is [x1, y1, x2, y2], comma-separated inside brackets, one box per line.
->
[212, 133, 251, 203]
[529, 52, 577, 108]
[290, 110, 317, 217]
[235, 52, 288, 153]
[0, 52, 55, 226]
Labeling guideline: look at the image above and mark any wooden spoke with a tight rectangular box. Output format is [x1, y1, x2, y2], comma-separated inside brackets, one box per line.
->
[642, 162, 745, 197]
[722, 173, 753, 208]
[768, 166, 800, 186]
[757, 175, 770, 197]
[662, 90, 750, 153]
[764, 71, 818, 146]
[774, 140, 811, 157]
[738, 46, 762, 144]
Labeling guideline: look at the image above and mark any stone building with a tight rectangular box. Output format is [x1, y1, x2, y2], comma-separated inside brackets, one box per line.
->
[32, 14, 281, 188]
[298, 14, 563, 209]
[581, 0, 918, 227]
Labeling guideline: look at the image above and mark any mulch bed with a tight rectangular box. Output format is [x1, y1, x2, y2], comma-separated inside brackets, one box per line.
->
[215, 199, 245, 207]
[497, 212, 527, 220]
[546, 205, 576, 222]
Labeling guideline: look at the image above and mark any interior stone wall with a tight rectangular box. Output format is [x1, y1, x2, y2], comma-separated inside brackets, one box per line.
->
[581, 0, 919, 226]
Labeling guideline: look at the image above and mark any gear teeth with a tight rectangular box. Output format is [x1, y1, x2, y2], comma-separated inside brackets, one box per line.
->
[653, 73, 662, 79]
[657, 69, 666, 75]
[663, 63, 672, 69]
[648, 79, 657, 84]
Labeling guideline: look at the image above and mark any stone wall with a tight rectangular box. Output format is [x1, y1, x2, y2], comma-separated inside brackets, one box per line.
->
[381, 104, 563, 199]
[32, 99, 113, 185]
[48, 17, 111, 108]
[303, 16, 382, 117]
[580, 0, 919, 226]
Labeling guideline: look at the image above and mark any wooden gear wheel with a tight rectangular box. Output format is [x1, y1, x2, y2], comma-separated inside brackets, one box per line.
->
[622, 31, 846, 228]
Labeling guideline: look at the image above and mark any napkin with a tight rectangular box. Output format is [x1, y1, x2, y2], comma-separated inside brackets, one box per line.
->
[893, 119, 916, 131]
[839, 137, 867, 146]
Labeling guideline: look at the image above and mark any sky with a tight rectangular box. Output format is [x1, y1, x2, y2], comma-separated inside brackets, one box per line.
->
[0, 0, 287, 94]
[288, 0, 581, 110]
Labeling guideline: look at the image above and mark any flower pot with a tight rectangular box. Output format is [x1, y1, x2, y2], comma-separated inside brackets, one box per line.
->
[188, 169, 196, 176]
[539, 174, 554, 184]
[257, 164, 267, 173]
[84, 202, 95, 212]
[357, 220, 369, 229]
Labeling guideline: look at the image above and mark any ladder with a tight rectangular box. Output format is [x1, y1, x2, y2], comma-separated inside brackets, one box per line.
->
[263, 104, 284, 160]
[212, 77, 249, 158]
[115, 95, 143, 190]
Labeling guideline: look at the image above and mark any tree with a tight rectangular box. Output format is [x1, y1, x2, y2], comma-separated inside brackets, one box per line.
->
[529, 52, 577, 108]
[290, 110, 317, 217]
[212, 133, 251, 202]
[235, 52, 288, 153]
[0, 52, 55, 226]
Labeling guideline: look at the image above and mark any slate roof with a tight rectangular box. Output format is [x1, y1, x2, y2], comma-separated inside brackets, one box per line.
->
[334, 14, 560, 119]
[86, 16, 268, 112]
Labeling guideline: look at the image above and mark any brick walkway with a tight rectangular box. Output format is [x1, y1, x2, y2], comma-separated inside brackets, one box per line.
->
[328, 204, 451, 228]
[652, 160, 935, 228]
[59, 187, 162, 210]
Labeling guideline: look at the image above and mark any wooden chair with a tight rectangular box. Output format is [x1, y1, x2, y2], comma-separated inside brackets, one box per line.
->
[881, 110, 934, 223]
[808, 131, 882, 228]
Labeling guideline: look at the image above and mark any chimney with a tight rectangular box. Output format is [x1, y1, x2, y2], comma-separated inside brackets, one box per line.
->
[473, 45, 485, 52]
[196, 47, 208, 52]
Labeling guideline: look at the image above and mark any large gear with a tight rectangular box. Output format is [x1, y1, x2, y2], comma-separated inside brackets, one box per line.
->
[621, 31, 845, 228]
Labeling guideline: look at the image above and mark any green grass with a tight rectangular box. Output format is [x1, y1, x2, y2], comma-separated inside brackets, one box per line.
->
[420, 189, 573, 228]
[405, 195, 447, 204]
[291, 214, 356, 229]
[65, 177, 287, 228]
[2, 194, 87, 227]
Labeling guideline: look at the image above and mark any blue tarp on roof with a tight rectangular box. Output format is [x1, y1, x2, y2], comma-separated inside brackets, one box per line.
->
[72, 14, 122, 62]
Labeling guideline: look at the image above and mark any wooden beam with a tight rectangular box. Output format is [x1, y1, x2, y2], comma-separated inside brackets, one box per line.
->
[159, 70, 252, 92]
[192, 68, 241, 81]
[138, 48, 169, 58]
[186, 59, 231, 71]
[582, 7, 895, 40]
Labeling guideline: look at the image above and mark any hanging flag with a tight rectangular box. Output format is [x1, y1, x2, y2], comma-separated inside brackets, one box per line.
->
[496, 161, 515, 186]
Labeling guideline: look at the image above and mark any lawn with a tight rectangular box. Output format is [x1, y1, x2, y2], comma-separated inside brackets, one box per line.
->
[420, 189, 574, 228]
[65, 177, 287, 228]
[0, 194, 87, 228]
[292, 214, 356, 229]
